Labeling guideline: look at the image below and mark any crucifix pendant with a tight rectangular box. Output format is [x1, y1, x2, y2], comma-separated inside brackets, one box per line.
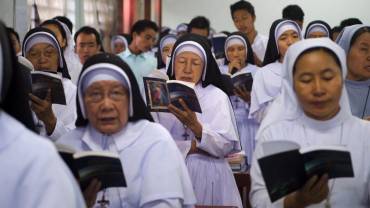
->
[182, 126, 190, 140]
[97, 193, 110, 208]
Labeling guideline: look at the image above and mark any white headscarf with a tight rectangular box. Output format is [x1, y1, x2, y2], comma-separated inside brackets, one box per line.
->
[336, 24, 369, 53]
[78, 63, 132, 118]
[111, 35, 128, 53]
[256, 38, 351, 140]
[170, 41, 207, 81]
[306, 23, 330, 37]
[224, 34, 247, 61]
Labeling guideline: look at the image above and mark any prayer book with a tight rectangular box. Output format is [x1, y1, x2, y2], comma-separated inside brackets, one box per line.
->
[221, 71, 253, 95]
[211, 33, 227, 59]
[57, 144, 126, 191]
[257, 140, 354, 202]
[143, 77, 202, 113]
[31, 71, 66, 105]
[227, 151, 247, 172]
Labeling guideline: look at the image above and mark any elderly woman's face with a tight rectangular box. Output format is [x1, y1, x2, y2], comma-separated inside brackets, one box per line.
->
[26, 43, 59, 71]
[161, 43, 174, 64]
[293, 49, 342, 120]
[347, 32, 370, 81]
[174, 51, 204, 83]
[84, 80, 129, 134]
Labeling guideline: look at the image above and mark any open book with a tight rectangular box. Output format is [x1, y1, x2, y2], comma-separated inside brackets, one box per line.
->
[57, 144, 126, 191]
[31, 71, 66, 105]
[143, 77, 202, 113]
[257, 140, 354, 202]
[222, 71, 253, 96]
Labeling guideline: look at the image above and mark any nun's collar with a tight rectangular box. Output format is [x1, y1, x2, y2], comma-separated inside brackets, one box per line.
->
[82, 120, 149, 152]
[345, 78, 370, 87]
[298, 107, 350, 131]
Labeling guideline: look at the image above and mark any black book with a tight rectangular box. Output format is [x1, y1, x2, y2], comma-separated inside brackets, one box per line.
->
[257, 140, 354, 202]
[57, 144, 127, 191]
[221, 71, 253, 96]
[211, 33, 227, 59]
[31, 71, 66, 105]
[143, 77, 202, 113]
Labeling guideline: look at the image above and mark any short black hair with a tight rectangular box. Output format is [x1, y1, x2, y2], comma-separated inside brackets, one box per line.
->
[230, 0, 255, 18]
[6, 27, 20, 43]
[188, 16, 210, 33]
[54, 16, 73, 33]
[131, 19, 158, 36]
[74, 26, 102, 46]
[340, 18, 363, 28]
[332, 26, 342, 33]
[282, 5, 304, 21]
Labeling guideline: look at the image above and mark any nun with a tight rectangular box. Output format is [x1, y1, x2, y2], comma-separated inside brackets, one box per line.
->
[249, 19, 302, 122]
[176, 23, 188, 37]
[0, 20, 85, 208]
[336, 25, 370, 119]
[23, 27, 77, 141]
[155, 34, 242, 207]
[41, 19, 82, 84]
[57, 53, 196, 208]
[156, 34, 177, 74]
[219, 32, 259, 166]
[250, 38, 370, 207]
[111, 34, 129, 54]
[304, 20, 332, 39]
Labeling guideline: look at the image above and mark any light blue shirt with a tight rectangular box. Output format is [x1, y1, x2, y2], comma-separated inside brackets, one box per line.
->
[0, 111, 85, 208]
[118, 49, 157, 92]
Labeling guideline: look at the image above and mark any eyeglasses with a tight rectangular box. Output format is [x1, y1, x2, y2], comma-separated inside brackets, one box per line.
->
[84, 88, 128, 103]
[27, 48, 58, 60]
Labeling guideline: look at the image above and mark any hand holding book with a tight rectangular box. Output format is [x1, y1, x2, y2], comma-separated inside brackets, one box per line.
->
[29, 89, 57, 134]
[168, 98, 203, 139]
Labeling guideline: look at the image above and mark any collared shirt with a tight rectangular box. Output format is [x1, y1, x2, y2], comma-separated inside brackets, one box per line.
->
[118, 49, 157, 92]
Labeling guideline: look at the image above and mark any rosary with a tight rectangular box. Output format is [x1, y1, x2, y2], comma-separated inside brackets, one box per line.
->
[97, 189, 110, 208]
[182, 125, 190, 140]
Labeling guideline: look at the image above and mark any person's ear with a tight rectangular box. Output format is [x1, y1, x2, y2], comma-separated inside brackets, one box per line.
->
[252, 15, 256, 23]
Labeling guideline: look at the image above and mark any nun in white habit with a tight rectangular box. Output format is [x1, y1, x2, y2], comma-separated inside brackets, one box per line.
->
[0, 20, 85, 208]
[156, 34, 177, 75]
[111, 35, 129, 55]
[156, 34, 242, 207]
[250, 38, 370, 207]
[304, 20, 332, 39]
[23, 27, 77, 141]
[336, 24, 370, 119]
[57, 53, 196, 208]
[249, 19, 302, 123]
[219, 32, 259, 166]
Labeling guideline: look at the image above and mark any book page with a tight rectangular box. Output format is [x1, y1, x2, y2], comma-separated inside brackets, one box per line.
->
[260, 140, 300, 157]
[166, 80, 195, 88]
[73, 151, 120, 159]
[300, 145, 347, 154]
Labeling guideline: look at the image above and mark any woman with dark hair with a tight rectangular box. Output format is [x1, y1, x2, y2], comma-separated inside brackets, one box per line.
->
[337, 25, 370, 119]
[250, 38, 370, 208]
[57, 53, 196, 208]
[156, 34, 242, 207]
[23, 27, 76, 140]
[304, 20, 332, 39]
[249, 19, 302, 123]
[0, 20, 85, 208]
[219, 31, 259, 166]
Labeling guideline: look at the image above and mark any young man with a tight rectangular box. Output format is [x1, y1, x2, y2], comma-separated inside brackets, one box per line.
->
[188, 16, 210, 38]
[74, 26, 102, 65]
[118, 19, 158, 92]
[282, 4, 305, 29]
[230, 0, 268, 66]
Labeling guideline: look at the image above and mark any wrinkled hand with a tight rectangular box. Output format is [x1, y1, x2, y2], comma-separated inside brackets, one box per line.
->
[284, 174, 329, 208]
[83, 179, 101, 208]
[168, 98, 202, 139]
[29, 89, 57, 134]
[234, 85, 251, 104]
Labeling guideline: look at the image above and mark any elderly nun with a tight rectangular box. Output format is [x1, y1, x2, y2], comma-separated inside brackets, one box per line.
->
[23, 27, 77, 141]
[57, 53, 196, 208]
[155, 34, 243, 207]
